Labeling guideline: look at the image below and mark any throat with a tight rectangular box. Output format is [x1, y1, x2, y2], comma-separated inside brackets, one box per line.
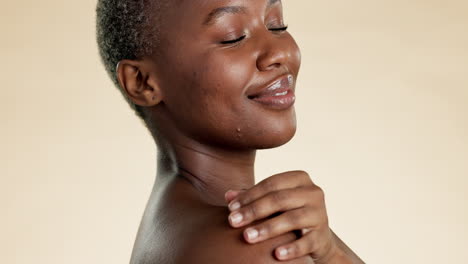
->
[177, 165, 255, 206]
[161, 142, 257, 206]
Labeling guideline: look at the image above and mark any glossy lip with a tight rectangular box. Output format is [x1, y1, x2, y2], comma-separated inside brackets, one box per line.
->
[247, 74, 296, 110]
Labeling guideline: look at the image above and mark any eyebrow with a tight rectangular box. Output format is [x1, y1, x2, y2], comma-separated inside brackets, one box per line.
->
[203, 6, 246, 25]
[203, 0, 281, 26]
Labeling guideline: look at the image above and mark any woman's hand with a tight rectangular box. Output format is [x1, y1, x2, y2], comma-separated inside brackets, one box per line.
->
[224, 171, 346, 263]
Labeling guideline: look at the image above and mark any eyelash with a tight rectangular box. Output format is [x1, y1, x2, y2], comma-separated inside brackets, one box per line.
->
[221, 35, 246, 45]
[220, 25, 289, 45]
[270, 25, 289, 32]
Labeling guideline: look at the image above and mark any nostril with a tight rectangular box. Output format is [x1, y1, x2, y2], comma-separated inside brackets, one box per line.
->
[266, 62, 282, 71]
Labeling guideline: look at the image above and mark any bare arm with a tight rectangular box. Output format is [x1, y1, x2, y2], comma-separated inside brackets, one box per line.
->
[224, 173, 365, 263]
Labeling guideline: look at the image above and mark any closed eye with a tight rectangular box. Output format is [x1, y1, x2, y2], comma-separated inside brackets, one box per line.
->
[269, 25, 288, 32]
[220, 35, 246, 44]
[219, 25, 287, 45]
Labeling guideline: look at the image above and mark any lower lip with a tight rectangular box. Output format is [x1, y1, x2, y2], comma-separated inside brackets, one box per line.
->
[249, 90, 296, 110]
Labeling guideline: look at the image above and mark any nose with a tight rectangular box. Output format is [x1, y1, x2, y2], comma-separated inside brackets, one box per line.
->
[256, 34, 291, 72]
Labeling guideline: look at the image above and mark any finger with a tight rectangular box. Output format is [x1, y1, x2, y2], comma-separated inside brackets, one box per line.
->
[224, 189, 245, 203]
[241, 208, 319, 243]
[228, 187, 312, 227]
[275, 230, 330, 261]
[234, 171, 314, 207]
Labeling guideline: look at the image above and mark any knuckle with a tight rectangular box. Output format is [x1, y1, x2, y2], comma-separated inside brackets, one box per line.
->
[263, 177, 278, 192]
[314, 185, 325, 199]
[236, 191, 249, 205]
[293, 170, 308, 176]
[295, 170, 310, 179]
[271, 191, 287, 205]
[247, 203, 261, 219]
[288, 243, 301, 257]
[314, 184, 323, 193]
[258, 222, 273, 237]
[238, 194, 252, 205]
[308, 236, 321, 253]
[293, 170, 314, 185]
[289, 210, 306, 226]
[316, 216, 329, 229]
[238, 196, 248, 205]
[302, 185, 315, 197]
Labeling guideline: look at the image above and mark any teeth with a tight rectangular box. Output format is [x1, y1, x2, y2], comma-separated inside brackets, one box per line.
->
[288, 75, 294, 86]
[274, 91, 288, 96]
[267, 80, 282, 91]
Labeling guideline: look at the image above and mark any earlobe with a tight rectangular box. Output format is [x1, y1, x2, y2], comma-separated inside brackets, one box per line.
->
[116, 60, 162, 107]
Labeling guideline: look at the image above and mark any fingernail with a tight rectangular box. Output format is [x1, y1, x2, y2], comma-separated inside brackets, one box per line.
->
[229, 212, 243, 225]
[245, 228, 258, 240]
[229, 201, 241, 211]
[278, 247, 289, 259]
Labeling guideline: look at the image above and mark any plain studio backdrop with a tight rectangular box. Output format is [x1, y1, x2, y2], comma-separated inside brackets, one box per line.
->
[1, 0, 467, 263]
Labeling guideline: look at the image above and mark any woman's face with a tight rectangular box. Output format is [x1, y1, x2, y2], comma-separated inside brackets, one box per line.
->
[152, 0, 301, 149]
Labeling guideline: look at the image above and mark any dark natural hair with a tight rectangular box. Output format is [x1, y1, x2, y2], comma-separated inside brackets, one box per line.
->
[96, 0, 163, 121]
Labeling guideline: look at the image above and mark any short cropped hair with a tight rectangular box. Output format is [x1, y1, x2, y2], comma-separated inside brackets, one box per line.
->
[96, 0, 163, 121]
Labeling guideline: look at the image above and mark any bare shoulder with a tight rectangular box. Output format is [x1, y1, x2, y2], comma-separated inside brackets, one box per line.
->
[130, 177, 315, 264]
[172, 206, 315, 264]
[131, 202, 314, 264]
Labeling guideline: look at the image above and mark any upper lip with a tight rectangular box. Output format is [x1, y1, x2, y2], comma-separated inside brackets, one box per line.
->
[247, 74, 294, 98]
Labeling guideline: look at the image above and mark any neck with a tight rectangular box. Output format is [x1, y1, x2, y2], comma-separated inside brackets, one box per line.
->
[156, 136, 256, 206]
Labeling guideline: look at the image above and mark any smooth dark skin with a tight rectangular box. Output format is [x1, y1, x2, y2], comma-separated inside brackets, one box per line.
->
[116, 0, 364, 263]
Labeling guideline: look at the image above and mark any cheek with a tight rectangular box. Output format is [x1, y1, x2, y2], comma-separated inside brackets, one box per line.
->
[195, 53, 297, 148]
[198, 53, 253, 109]
[189, 54, 255, 138]
[161, 51, 254, 143]
[160, 44, 298, 149]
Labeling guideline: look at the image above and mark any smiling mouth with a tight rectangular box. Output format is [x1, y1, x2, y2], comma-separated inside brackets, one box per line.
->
[247, 74, 296, 110]
[248, 90, 289, 99]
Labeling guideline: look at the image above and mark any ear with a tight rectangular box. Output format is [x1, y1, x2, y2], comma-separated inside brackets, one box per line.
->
[116, 59, 162, 107]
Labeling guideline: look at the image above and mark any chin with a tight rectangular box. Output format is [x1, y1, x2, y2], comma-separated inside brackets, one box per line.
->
[245, 107, 298, 149]
[185, 106, 298, 150]
[204, 116, 297, 151]
[254, 125, 297, 149]
[246, 112, 297, 149]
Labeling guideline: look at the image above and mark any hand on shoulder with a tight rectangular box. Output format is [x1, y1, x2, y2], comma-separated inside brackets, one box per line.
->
[176, 204, 315, 264]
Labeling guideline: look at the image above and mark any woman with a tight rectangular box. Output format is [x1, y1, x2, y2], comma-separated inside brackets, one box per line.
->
[96, 0, 364, 263]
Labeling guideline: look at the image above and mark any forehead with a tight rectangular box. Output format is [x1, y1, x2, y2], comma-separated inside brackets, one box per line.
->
[153, 0, 284, 52]
[161, 0, 282, 22]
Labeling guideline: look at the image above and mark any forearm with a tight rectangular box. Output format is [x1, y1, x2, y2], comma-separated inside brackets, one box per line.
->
[315, 229, 365, 264]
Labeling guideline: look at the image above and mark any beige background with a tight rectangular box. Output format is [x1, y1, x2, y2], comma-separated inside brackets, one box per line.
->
[1, 0, 467, 263]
